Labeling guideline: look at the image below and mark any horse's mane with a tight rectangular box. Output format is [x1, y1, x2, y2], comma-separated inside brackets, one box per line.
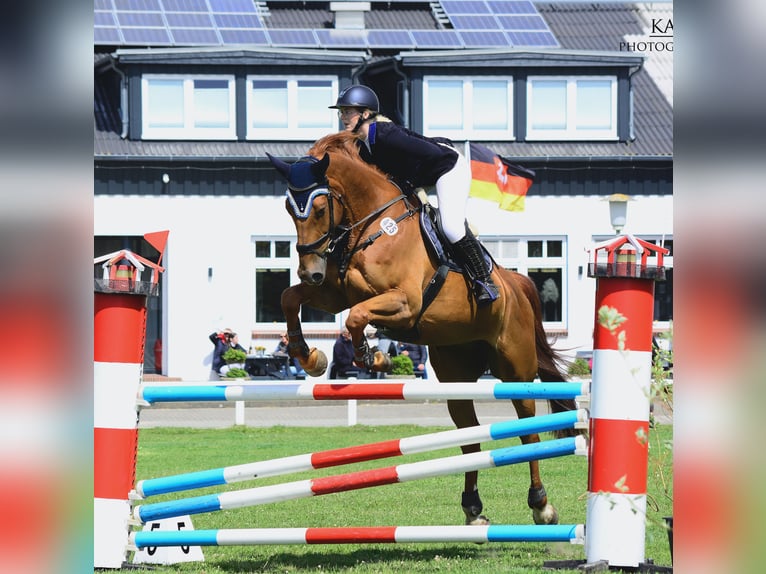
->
[308, 131, 364, 161]
[308, 131, 391, 188]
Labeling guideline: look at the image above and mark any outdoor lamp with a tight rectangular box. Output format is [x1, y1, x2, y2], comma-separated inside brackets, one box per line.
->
[607, 193, 630, 234]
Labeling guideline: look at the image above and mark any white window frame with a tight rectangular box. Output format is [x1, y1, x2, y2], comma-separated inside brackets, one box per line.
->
[246, 75, 338, 141]
[526, 76, 618, 141]
[252, 237, 336, 327]
[481, 236, 567, 330]
[141, 74, 237, 140]
[423, 76, 515, 141]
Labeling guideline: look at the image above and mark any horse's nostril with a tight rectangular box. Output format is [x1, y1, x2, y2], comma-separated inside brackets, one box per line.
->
[311, 272, 324, 284]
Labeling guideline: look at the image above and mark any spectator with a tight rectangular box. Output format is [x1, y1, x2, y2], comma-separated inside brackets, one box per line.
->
[273, 333, 306, 379]
[209, 328, 246, 378]
[398, 342, 428, 378]
[373, 329, 398, 358]
[331, 329, 364, 379]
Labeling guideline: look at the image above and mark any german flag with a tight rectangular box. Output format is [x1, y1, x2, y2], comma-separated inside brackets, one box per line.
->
[468, 142, 535, 212]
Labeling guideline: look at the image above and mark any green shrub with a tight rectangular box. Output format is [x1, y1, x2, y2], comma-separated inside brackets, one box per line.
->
[567, 357, 591, 377]
[390, 354, 414, 376]
[222, 348, 247, 364]
[225, 367, 250, 379]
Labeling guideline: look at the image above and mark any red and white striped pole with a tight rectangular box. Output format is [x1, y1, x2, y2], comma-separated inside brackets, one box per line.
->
[586, 235, 668, 568]
[94, 241, 165, 568]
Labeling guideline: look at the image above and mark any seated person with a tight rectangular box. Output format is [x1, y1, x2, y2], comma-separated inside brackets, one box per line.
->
[373, 329, 398, 358]
[273, 333, 306, 379]
[331, 329, 369, 379]
[397, 342, 428, 378]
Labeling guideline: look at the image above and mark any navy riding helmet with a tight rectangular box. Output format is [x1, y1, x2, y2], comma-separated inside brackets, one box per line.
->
[329, 85, 379, 113]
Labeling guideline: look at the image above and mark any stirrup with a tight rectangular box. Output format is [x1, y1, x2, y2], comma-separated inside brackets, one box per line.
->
[473, 279, 499, 306]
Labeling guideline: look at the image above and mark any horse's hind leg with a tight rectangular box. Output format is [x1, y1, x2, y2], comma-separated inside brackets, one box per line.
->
[511, 398, 559, 525]
[447, 399, 490, 525]
[431, 343, 490, 525]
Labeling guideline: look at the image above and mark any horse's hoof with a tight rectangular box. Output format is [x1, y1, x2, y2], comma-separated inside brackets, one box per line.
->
[464, 514, 490, 526]
[304, 348, 328, 377]
[532, 503, 559, 525]
[374, 350, 393, 373]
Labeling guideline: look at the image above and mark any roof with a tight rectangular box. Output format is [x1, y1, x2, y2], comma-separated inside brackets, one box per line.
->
[94, 1, 672, 161]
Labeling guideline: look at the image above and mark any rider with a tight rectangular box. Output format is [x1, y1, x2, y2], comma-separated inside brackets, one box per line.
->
[329, 84, 499, 306]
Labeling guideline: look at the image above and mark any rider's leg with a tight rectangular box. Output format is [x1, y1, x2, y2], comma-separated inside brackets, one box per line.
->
[436, 154, 499, 306]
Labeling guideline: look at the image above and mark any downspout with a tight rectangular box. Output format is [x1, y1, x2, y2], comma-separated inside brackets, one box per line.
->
[351, 53, 371, 86]
[106, 55, 129, 139]
[627, 61, 643, 142]
[392, 55, 409, 127]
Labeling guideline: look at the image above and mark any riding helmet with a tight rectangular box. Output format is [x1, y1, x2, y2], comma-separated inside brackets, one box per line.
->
[329, 85, 379, 112]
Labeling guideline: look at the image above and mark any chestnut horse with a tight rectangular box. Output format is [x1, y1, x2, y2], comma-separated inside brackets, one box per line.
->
[268, 131, 576, 526]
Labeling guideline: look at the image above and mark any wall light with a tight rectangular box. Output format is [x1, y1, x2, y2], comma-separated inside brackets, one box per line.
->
[607, 193, 630, 234]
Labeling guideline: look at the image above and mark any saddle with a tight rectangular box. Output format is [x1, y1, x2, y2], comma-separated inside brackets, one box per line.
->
[374, 189, 494, 343]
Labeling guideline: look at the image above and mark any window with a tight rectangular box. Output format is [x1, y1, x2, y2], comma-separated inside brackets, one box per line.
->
[141, 75, 236, 140]
[481, 237, 566, 326]
[423, 76, 514, 140]
[527, 76, 617, 140]
[247, 76, 338, 140]
[253, 238, 335, 325]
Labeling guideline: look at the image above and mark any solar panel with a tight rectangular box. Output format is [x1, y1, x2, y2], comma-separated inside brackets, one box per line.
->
[459, 30, 510, 47]
[485, 0, 537, 14]
[170, 28, 221, 45]
[95, 12, 116, 26]
[440, 1, 491, 15]
[449, 15, 500, 30]
[94, 26, 123, 44]
[115, 12, 166, 27]
[114, 0, 162, 11]
[218, 28, 269, 44]
[367, 29, 415, 49]
[94, 0, 559, 50]
[213, 13, 263, 28]
[121, 27, 172, 45]
[410, 30, 463, 48]
[267, 29, 320, 48]
[164, 13, 214, 27]
[496, 15, 549, 30]
[162, 0, 209, 11]
[207, 0, 259, 13]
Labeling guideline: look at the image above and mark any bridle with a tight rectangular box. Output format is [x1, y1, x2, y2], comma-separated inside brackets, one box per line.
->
[287, 180, 418, 273]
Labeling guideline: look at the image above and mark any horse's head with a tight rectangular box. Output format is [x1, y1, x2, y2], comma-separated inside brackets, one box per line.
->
[267, 152, 340, 285]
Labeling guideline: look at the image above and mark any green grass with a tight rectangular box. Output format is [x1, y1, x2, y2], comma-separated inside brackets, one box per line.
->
[117, 424, 673, 573]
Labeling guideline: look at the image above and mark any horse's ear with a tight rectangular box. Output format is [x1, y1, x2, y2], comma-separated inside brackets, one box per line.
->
[310, 153, 330, 180]
[266, 152, 291, 181]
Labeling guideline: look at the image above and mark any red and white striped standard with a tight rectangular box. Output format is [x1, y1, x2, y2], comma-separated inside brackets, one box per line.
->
[94, 291, 148, 568]
[586, 276, 654, 568]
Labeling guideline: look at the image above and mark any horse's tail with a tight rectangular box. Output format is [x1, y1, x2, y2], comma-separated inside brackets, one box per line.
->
[518, 274, 580, 438]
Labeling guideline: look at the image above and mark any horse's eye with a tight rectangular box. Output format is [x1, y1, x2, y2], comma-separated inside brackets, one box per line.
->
[315, 207, 326, 219]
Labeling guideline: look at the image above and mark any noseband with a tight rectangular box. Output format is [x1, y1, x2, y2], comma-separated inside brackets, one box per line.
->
[287, 187, 346, 259]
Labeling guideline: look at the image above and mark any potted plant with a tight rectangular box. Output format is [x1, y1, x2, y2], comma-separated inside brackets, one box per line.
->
[222, 347, 248, 379]
[387, 354, 414, 378]
[567, 357, 591, 379]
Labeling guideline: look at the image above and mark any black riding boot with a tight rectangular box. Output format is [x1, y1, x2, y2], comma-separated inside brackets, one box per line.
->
[452, 234, 499, 306]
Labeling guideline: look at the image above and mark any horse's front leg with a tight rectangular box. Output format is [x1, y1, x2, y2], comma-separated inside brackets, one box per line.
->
[512, 398, 559, 525]
[345, 290, 413, 373]
[281, 285, 328, 376]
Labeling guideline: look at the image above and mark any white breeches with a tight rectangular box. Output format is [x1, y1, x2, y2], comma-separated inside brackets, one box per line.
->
[435, 152, 471, 243]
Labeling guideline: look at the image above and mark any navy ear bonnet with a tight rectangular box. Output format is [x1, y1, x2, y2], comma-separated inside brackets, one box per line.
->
[285, 156, 329, 220]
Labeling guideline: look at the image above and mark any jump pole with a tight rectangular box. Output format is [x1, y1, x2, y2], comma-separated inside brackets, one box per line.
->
[134, 435, 587, 524]
[93, 240, 166, 569]
[131, 523, 585, 549]
[135, 409, 589, 498]
[583, 234, 669, 570]
[138, 380, 588, 404]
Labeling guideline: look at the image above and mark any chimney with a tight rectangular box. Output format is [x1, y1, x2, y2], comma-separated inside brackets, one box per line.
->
[330, 1, 370, 30]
